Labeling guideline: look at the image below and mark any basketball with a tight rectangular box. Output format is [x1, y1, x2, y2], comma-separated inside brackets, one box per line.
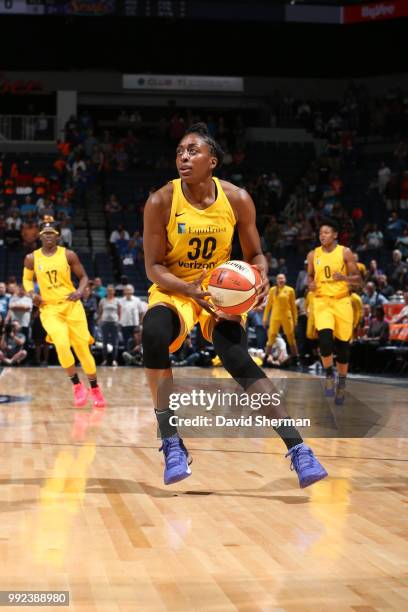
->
[208, 260, 261, 315]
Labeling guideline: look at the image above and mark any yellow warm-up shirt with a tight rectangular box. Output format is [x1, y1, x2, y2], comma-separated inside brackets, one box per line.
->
[263, 285, 297, 325]
[33, 246, 76, 305]
[313, 245, 349, 298]
[160, 177, 236, 285]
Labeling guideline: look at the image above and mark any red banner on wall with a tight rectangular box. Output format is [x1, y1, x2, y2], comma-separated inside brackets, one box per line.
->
[343, 1, 408, 24]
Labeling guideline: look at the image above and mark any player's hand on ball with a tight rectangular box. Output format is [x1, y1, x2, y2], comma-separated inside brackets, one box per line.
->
[252, 265, 269, 309]
[182, 272, 217, 316]
[67, 290, 83, 302]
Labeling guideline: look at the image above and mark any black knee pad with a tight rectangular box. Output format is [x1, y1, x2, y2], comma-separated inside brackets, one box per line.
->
[318, 329, 334, 357]
[334, 339, 350, 364]
[142, 306, 180, 369]
[212, 320, 266, 389]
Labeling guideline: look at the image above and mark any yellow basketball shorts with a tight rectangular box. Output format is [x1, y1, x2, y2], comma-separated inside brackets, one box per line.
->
[267, 316, 296, 345]
[148, 285, 245, 353]
[313, 296, 353, 342]
[40, 300, 93, 347]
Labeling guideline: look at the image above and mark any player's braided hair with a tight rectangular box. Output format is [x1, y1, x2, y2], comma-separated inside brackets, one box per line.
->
[184, 122, 224, 168]
[319, 217, 339, 233]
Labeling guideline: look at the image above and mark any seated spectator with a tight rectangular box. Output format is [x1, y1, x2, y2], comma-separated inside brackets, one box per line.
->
[352, 306, 389, 372]
[55, 196, 73, 219]
[60, 219, 72, 248]
[115, 143, 129, 172]
[105, 194, 122, 214]
[171, 334, 201, 367]
[281, 219, 298, 248]
[386, 249, 408, 291]
[21, 220, 39, 252]
[378, 161, 391, 196]
[5, 210, 21, 232]
[33, 172, 49, 198]
[0, 320, 27, 366]
[262, 216, 281, 251]
[395, 228, 408, 257]
[122, 239, 139, 264]
[366, 224, 384, 250]
[20, 195, 37, 216]
[115, 231, 131, 258]
[6, 284, 33, 341]
[277, 258, 288, 275]
[386, 212, 408, 245]
[367, 259, 383, 283]
[110, 224, 129, 246]
[122, 326, 143, 366]
[377, 274, 394, 299]
[81, 285, 98, 337]
[265, 334, 290, 368]
[267, 172, 283, 201]
[92, 277, 107, 301]
[362, 282, 388, 307]
[119, 284, 146, 348]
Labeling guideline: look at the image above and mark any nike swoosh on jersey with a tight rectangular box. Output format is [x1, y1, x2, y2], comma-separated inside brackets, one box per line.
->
[175, 212, 185, 217]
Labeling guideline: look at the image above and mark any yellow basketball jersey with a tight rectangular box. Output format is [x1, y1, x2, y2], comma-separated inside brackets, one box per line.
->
[313, 244, 349, 298]
[264, 285, 296, 321]
[162, 178, 236, 284]
[34, 246, 76, 304]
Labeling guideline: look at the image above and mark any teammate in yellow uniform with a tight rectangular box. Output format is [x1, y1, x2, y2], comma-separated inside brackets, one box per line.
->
[142, 122, 327, 488]
[307, 219, 360, 404]
[263, 274, 298, 363]
[305, 289, 317, 340]
[350, 292, 363, 339]
[23, 217, 105, 408]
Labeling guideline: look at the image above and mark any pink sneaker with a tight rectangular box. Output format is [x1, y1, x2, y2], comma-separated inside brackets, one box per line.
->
[73, 382, 89, 407]
[90, 385, 106, 408]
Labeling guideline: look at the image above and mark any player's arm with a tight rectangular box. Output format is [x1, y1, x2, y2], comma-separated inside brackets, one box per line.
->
[333, 248, 362, 286]
[66, 250, 89, 300]
[143, 188, 211, 305]
[229, 187, 269, 304]
[306, 250, 316, 291]
[23, 253, 42, 306]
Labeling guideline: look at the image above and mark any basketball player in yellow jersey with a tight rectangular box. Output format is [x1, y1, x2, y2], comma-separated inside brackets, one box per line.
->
[263, 273, 299, 364]
[307, 219, 361, 405]
[22, 217, 106, 408]
[350, 291, 363, 339]
[142, 122, 327, 488]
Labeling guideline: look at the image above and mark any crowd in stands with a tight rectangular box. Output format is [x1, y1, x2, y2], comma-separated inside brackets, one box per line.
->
[1, 90, 408, 373]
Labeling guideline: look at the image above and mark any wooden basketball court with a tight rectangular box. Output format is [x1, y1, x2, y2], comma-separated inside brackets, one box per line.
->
[0, 366, 407, 611]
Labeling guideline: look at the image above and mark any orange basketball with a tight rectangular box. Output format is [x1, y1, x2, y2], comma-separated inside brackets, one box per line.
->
[208, 260, 262, 315]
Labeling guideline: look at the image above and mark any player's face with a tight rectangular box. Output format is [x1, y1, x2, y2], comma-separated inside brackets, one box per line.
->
[176, 135, 217, 183]
[277, 274, 286, 287]
[40, 230, 59, 249]
[319, 225, 337, 247]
